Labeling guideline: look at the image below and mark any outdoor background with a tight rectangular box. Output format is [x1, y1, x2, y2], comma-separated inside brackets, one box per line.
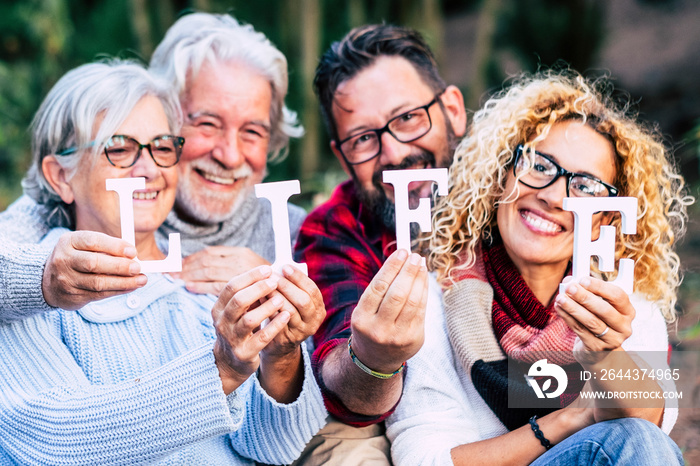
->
[1, 0, 700, 460]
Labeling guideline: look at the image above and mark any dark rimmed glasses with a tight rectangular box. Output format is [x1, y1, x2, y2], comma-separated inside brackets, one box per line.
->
[57, 135, 185, 168]
[513, 144, 618, 198]
[336, 92, 444, 165]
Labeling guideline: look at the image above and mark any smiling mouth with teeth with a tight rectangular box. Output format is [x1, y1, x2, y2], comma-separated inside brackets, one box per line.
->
[520, 210, 563, 234]
[198, 170, 236, 185]
[133, 191, 158, 200]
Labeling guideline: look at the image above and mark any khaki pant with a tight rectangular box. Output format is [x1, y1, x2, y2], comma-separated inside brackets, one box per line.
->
[290, 416, 392, 466]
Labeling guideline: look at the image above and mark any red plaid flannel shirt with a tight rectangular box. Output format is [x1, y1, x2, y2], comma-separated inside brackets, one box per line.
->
[294, 180, 397, 426]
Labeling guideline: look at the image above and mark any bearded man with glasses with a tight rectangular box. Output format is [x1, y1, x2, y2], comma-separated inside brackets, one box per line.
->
[292, 24, 467, 465]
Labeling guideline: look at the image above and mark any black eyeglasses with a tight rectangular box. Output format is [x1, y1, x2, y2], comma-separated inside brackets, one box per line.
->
[57, 135, 185, 168]
[336, 92, 444, 165]
[513, 144, 618, 198]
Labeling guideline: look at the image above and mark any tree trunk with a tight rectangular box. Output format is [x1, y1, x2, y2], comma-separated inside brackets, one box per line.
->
[128, 0, 154, 59]
[192, 0, 212, 11]
[299, 0, 322, 182]
[470, 0, 502, 110]
[154, 0, 176, 42]
[401, 0, 444, 65]
[347, 0, 366, 28]
[421, 0, 444, 64]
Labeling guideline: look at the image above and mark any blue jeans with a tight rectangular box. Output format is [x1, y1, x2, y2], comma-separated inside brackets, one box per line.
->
[530, 418, 683, 465]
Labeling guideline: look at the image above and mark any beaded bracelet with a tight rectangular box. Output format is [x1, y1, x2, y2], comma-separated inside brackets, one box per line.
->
[529, 415, 554, 450]
[347, 335, 406, 380]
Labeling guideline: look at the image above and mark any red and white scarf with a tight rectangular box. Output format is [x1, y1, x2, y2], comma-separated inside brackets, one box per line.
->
[443, 239, 584, 431]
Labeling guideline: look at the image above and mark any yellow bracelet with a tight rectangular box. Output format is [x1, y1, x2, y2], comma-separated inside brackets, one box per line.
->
[347, 334, 406, 380]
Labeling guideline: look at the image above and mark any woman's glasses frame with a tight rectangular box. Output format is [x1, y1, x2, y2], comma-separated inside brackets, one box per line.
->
[513, 144, 618, 198]
[57, 135, 185, 169]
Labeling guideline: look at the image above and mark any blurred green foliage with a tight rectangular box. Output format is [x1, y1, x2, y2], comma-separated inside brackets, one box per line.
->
[0, 0, 618, 210]
[499, 0, 604, 72]
[0, 0, 72, 208]
[3, 0, 695, 212]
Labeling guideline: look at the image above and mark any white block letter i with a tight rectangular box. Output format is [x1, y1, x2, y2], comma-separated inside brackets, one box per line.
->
[255, 180, 308, 275]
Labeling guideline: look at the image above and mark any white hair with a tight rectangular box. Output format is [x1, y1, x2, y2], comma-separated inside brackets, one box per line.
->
[149, 12, 303, 162]
[23, 58, 181, 228]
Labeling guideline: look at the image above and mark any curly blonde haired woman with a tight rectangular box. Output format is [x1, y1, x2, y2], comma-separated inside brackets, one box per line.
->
[386, 70, 691, 465]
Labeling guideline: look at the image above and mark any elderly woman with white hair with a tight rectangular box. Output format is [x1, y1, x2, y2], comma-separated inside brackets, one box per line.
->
[0, 59, 326, 465]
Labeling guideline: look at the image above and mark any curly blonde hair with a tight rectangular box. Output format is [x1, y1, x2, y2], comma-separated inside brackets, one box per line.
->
[429, 69, 692, 321]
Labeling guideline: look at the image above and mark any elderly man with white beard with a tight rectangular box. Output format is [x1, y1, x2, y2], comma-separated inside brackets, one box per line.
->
[0, 12, 312, 317]
[150, 12, 308, 294]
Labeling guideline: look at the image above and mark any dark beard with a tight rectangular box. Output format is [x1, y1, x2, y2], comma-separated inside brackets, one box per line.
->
[358, 151, 436, 232]
[356, 126, 459, 233]
[359, 187, 403, 232]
